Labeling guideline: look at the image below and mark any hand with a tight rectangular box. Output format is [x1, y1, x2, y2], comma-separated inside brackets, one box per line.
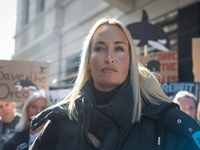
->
[31, 102, 69, 131]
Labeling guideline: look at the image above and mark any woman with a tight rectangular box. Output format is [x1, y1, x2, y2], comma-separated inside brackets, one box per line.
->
[3, 90, 51, 150]
[30, 17, 200, 150]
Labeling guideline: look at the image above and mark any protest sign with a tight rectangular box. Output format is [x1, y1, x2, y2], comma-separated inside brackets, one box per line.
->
[192, 38, 200, 82]
[161, 82, 199, 101]
[0, 60, 49, 102]
[138, 51, 178, 83]
[192, 38, 200, 99]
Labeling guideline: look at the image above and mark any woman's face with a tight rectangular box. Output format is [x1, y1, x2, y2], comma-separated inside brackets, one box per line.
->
[87, 24, 130, 92]
[178, 97, 196, 120]
[27, 98, 47, 119]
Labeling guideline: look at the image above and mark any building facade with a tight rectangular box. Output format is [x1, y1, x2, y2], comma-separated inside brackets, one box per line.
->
[13, 0, 200, 89]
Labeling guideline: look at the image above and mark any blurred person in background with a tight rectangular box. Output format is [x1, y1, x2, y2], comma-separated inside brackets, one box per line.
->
[0, 101, 21, 150]
[3, 90, 51, 150]
[30, 17, 200, 150]
[173, 91, 197, 120]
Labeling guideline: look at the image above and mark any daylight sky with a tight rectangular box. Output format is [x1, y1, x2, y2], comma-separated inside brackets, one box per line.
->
[0, 0, 16, 60]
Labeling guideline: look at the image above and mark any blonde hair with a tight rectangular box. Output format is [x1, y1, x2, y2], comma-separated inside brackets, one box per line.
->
[65, 17, 172, 123]
[173, 91, 197, 105]
[15, 90, 52, 132]
[173, 91, 198, 121]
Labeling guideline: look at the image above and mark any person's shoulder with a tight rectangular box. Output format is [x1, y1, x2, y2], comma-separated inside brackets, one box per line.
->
[14, 112, 21, 120]
[14, 112, 21, 117]
[165, 106, 200, 149]
[143, 102, 200, 136]
[164, 104, 200, 136]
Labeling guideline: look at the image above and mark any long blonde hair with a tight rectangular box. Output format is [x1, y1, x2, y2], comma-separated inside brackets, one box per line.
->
[65, 17, 172, 123]
[15, 90, 52, 132]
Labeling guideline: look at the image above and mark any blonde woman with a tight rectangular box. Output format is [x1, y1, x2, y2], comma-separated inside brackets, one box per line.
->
[30, 17, 200, 150]
[3, 90, 51, 150]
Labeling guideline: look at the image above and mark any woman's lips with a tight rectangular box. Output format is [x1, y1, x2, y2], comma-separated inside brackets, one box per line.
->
[101, 67, 118, 72]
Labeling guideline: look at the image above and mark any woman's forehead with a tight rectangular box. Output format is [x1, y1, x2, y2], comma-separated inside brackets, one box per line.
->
[91, 24, 129, 43]
[95, 24, 123, 35]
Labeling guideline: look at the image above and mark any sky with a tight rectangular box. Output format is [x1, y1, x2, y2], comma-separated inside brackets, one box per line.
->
[0, 0, 16, 60]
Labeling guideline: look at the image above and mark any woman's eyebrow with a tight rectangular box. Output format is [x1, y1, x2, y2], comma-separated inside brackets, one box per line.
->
[95, 41, 106, 45]
[114, 41, 127, 46]
[95, 41, 127, 46]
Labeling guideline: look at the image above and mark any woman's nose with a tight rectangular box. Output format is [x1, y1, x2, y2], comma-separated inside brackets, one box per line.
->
[104, 50, 115, 64]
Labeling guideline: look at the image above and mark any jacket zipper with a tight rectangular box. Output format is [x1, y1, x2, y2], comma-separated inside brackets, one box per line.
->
[81, 98, 92, 150]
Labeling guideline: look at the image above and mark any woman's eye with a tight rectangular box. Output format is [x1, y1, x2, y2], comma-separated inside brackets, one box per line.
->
[31, 106, 37, 109]
[95, 46, 104, 51]
[116, 47, 124, 51]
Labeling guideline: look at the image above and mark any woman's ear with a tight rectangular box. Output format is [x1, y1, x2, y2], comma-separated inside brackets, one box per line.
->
[86, 63, 91, 71]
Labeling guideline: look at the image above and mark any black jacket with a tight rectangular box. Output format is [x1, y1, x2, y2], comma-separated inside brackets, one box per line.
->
[30, 80, 200, 150]
[3, 128, 29, 150]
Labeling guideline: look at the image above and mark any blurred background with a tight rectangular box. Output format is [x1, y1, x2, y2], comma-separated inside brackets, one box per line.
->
[0, 0, 16, 60]
[1, 0, 200, 91]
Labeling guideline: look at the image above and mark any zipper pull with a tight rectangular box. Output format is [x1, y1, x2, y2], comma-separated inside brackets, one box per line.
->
[158, 137, 160, 145]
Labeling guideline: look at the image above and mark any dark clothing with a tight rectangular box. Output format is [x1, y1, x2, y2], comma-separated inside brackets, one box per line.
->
[3, 128, 29, 150]
[30, 80, 200, 150]
[93, 78, 124, 105]
[0, 113, 21, 150]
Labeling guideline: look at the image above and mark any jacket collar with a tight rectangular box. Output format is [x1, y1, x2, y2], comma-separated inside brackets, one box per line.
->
[142, 101, 169, 119]
[75, 78, 134, 131]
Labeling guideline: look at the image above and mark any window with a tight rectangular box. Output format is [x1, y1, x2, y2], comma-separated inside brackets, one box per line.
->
[37, 0, 45, 13]
[66, 56, 80, 76]
[63, 55, 80, 86]
[24, 0, 29, 24]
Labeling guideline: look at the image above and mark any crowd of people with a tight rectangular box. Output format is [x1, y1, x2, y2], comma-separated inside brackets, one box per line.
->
[0, 17, 200, 150]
